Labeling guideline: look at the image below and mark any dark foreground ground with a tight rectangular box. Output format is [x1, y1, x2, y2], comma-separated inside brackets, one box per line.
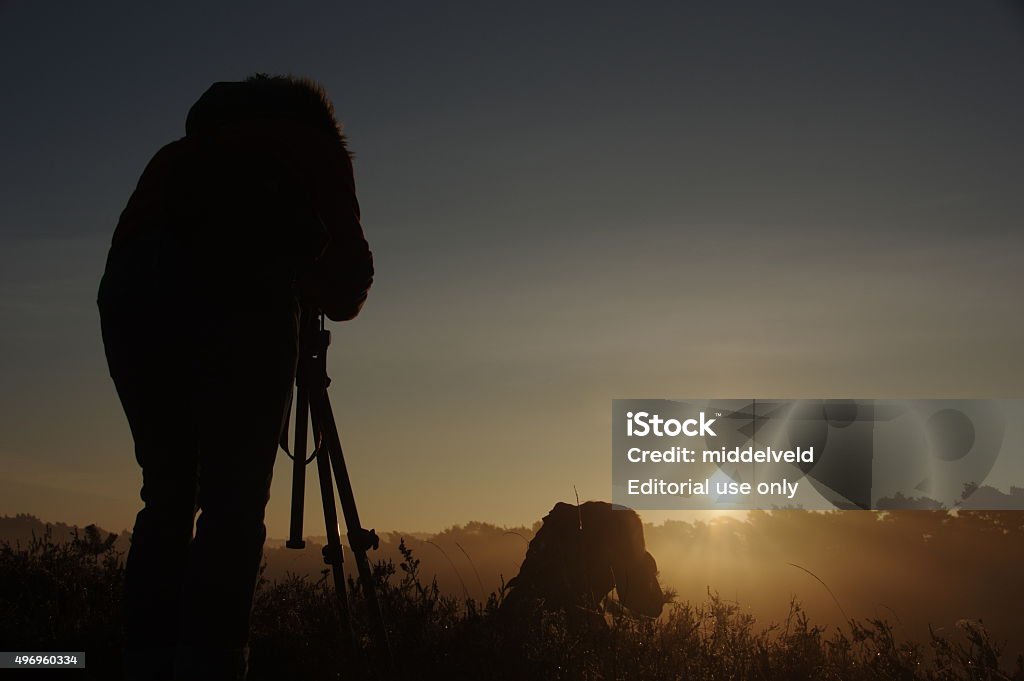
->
[1, 529, 1021, 681]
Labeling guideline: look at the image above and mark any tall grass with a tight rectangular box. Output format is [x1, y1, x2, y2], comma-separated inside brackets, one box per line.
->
[1, 533, 1021, 680]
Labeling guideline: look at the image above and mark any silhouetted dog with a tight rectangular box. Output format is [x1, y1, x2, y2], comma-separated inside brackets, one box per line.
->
[503, 501, 665, 619]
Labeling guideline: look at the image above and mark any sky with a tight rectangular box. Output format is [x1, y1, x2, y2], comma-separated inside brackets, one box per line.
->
[1, 0, 1022, 536]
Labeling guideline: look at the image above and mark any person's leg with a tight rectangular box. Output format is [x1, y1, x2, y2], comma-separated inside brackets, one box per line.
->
[174, 295, 299, 680]
[99, 279, 200, 681]
[122, 430, 199, 680]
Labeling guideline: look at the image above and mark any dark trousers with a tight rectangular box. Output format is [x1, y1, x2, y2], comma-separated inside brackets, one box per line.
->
[98, 242, 299, 680]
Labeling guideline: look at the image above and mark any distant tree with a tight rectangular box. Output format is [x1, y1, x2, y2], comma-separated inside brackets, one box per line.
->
[72, 524, 119, 557]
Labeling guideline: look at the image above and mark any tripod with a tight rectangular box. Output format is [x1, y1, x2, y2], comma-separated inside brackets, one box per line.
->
[283, 305, 391, 671]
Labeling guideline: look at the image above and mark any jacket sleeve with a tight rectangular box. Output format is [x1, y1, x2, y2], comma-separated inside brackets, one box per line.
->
[297, 147, 373, 321]
[300, 197, 373, 321]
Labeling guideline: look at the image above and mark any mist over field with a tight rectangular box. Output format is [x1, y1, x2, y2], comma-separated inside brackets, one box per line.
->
[12, 508, 1014, 657]
[265, 510, 1024, 655]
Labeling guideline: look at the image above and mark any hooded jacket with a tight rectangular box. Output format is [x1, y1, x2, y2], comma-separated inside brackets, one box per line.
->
[108, 80, 373, 322]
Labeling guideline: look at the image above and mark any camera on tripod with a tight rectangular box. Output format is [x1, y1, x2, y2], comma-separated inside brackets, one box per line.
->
[281, 304, 391, 670]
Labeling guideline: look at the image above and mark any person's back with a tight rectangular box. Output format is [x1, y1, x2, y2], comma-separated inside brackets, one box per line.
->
[98, 75, 372, 681]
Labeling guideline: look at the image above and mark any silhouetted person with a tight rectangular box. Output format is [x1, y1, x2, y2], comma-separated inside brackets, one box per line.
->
[97, 75, 372, 681]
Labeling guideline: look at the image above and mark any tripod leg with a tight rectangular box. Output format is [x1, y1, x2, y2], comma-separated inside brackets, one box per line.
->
[314, 442, 355, 652]
[286, 389, 309, 549]
[309, 389, 393, 670]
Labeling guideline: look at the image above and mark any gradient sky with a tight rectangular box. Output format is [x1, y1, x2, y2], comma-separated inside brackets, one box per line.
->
[1, 0, 1022, 536]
